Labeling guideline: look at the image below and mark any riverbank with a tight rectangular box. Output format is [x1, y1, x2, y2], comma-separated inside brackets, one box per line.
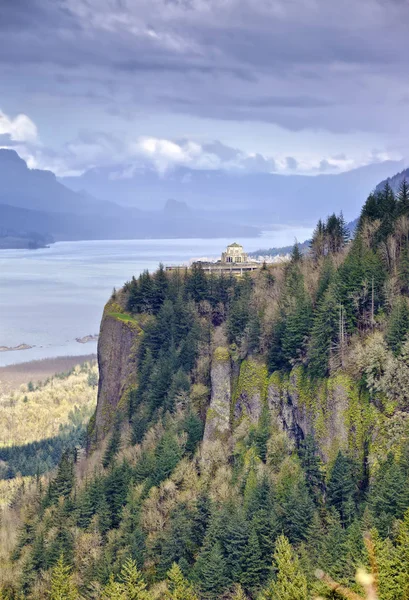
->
[0, 354, 96, 394]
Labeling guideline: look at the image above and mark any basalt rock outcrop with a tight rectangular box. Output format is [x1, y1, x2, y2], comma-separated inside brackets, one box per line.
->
[93, 304, 370, 464]
[92, 302, 143, 442]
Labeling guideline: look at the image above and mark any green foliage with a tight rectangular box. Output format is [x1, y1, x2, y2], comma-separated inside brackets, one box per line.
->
[49, 554, 79, 600]
[327, 452, 356, 528]
[259, 535, 308, 600]
[386, 297, 409, 354]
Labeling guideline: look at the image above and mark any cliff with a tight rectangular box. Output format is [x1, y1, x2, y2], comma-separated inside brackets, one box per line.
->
[91, 301, 143, 442]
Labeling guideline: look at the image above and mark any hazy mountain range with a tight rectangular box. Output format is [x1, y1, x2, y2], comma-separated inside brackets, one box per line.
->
[0, 148, 406, 247]
[61, 159, 404, 226]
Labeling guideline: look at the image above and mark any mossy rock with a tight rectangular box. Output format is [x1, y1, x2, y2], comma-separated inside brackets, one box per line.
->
[214, 347, 230, 362]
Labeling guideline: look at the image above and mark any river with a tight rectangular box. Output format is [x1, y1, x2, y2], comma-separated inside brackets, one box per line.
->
[0, 230, 312, 366]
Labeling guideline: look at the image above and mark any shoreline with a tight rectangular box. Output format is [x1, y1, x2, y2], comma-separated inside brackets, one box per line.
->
[0, 354, 97, 394]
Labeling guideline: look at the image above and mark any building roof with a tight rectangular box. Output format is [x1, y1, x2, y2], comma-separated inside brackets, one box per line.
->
[227, 242, 242, 248]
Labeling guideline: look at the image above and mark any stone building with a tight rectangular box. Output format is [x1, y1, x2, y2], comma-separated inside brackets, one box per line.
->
[221, 242, 249, 264]
[166, 242, 260, 275]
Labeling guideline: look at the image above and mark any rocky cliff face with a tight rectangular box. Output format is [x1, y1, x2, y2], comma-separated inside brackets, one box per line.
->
[203, 347, 232, 441]
[93, 303, 370, 465]
[92, 302, 142, 442]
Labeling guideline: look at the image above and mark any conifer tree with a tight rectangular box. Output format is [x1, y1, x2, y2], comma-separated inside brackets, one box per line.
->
[101, 576, 128, 600]
[397, 178, 409, 216]
[239, 528, 264, 593]
[327, 451, 356, 527]
[231, 584, 248, 600]
[308, 285, 339, 378]
[49, 554, 79, 600]
[310, 219, 326, 260]
[298, 434, 324, 504]
[259, 535, 308, 600]
[119, 558, 152, 600]
[165, 563, 198, 600]
[386, 297, 409, 354]
[195, 541, 228, 600]
[290, 241, 302, 263]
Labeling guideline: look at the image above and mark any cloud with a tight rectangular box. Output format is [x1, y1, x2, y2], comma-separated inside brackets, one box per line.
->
[0, 0, 408, 136]
[318, 159, 339, 173]
[0, 110, 38, 142]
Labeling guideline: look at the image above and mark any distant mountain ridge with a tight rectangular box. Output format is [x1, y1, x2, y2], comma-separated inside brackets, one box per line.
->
[0, 150, 260, 244]
[376, 167, 409, 194]
[61, 160, 404, 226]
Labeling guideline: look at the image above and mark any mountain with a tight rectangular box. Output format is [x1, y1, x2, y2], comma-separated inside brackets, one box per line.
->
[0, 150, 260, 242]
[61, 159, 404, 226]
[376, 166, 409, 194]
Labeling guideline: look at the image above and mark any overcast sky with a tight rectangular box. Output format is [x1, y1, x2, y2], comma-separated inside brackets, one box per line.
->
[0, 0, 408, 176]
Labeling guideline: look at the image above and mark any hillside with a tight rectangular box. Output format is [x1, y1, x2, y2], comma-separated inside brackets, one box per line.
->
[3, 178, 409, 598]
[0, 150, 260, 243]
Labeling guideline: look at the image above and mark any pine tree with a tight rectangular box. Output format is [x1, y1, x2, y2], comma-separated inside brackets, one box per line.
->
[259, 535, 308, 600]
[195, 541, 228, 600]
[103, 418, 122, 468]
[166, 563, 198, 600]
[101, 576, 128, 600]
[308, 285, 339, 378]
[310, 219, 326, 260]
[48, 451, 74, 503]
[119, 558, 152, 600]
[298, 434, 324, 504]
[187, 263, 208, 303]
[386, 297, 409, 354]
[231, 584, 248, 600]
[290, 241, 302, 263]
[397, 178, 409, 217]
[327, 451, 356, 527]
[49, 554, 79, 600]
[239, 528, 264, 593]
[152, 263, 168, 314]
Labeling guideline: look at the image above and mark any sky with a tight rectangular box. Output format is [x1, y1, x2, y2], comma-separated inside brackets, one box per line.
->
[0, 0, 408, 177]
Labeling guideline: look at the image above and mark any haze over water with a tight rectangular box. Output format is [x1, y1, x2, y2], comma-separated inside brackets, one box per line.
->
[0, 231, 312, 367]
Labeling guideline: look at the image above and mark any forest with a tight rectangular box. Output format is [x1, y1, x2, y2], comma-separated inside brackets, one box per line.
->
[2, 181, 409, 599]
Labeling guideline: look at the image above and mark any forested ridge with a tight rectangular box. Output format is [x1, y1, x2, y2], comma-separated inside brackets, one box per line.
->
[3, 181, 409, 599]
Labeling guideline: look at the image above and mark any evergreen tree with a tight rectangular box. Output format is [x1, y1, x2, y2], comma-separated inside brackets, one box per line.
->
[267, 317, 286, 372]
[397, 178, 409, 216]
[119, 558, 152, 600]
[152, 263, 168, 314]
[259, 535, 308, 600]
[49, 554, 79, 600]
[310, 219, 326, 260]
[327, 451, 356, 527]
[101, 576, 128, 600]
[290, 241, 302, 263]
[103, 418, 122, 468]
[298, 434, 324, 504]
[386, 297, 409, 354]
[195, 542, 228, 600]
[369, 453, 409, 536]
[187, 263, 208, 303]
[239, 528, 264, 593]
[166, 563, 198, 600]
[231, 584, 248, 600]
[308, 285, 339, 378]
[48, 451, 74, 504]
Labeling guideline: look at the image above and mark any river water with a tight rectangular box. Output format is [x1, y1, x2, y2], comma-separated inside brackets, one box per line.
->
[0, 230, 312, 366]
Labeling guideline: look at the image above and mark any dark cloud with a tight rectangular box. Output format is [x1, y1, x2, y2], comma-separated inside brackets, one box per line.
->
[0, 0, 408, 134]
